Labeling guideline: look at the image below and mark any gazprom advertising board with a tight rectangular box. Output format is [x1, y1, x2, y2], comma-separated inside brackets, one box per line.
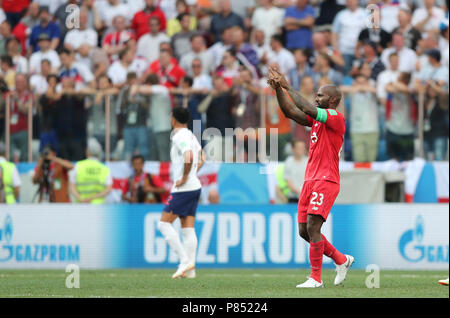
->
[0, 204, 448, 270]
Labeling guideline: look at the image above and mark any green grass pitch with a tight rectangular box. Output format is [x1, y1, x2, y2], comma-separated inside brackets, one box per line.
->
[0, 269, 448, 298]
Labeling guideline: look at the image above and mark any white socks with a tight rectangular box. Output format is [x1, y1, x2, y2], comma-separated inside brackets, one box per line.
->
[181, 227, 197, 266]
[157, 221, 189, 264]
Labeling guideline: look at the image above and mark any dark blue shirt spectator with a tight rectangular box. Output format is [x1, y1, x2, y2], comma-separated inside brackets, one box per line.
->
[284, 1, 315, 50]
[29, 6, 61, 53]
[210, 0, 244, 43]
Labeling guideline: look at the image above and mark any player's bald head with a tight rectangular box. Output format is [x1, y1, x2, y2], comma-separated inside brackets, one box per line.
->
[319, 85, 341, 108]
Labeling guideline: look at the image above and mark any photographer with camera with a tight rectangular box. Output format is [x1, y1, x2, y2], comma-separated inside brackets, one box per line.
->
[0, 142, 21, 204]
[32, 145, 74, 203]
[122, 154, 168, 204]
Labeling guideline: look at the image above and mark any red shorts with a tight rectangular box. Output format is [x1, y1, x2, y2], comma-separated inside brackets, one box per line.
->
[297, 180, 340, 223]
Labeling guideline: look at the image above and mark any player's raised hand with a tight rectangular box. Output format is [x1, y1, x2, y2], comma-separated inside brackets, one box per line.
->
[270, 67, 289, 89]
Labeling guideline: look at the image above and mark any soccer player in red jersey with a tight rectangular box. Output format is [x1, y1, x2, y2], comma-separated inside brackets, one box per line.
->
[267, 67, 354, 288]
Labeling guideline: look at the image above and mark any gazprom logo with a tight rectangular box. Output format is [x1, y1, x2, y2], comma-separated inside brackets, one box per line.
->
[399, 215, 449, 263]
[0, 214, 80, 263]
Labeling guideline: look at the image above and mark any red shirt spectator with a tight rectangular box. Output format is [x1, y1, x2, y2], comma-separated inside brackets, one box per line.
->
[1, 0, 30, 13]
[146, 50, 186, 88]
[131, 0, 166, 40]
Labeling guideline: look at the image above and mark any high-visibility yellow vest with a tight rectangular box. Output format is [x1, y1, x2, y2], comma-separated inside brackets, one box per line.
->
[75, 159, 110, 204]
[275, 163, 290, 197]
[0, 161, 17, 204]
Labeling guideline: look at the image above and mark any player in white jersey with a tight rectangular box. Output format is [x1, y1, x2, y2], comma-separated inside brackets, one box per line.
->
[157, 107, 205, 279]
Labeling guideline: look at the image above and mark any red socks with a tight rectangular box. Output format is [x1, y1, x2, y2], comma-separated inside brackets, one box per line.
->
[321, 234, 347, 265]
[309, 240, 324, 282]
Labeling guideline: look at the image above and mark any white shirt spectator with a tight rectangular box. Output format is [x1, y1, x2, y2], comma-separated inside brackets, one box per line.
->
[208, 42, 231, 69]
[100, 2, 133, 27]
[12, 55, 28, 74]
[251, 6, 284, 45]
[107, 57, 148, 85]
[64, 28, 98, 50]
[267, 48, 296, 77]
[29, 50, 61, 74]
[381, 47, 417, 73]
[136, 32, 170, 64]
[332, 7, 367, 55]
[416, 63, 449, 86]
[380, 2, 400, 33]
[411, 6, 446, 34]
[180, 50, 214, 76]
[376, 68, 399, 101]
[30, 73, 49, 95]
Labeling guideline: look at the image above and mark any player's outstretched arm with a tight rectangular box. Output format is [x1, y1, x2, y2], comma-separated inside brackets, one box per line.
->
[269, 67, 318, 119]
[273, 85, 310, 126]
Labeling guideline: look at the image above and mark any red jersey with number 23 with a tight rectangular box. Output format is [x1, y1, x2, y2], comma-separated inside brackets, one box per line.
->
[305, 108, 345, 184]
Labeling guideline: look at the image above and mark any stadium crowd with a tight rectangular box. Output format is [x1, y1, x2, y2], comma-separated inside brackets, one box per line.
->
[0, 0, 448, 167]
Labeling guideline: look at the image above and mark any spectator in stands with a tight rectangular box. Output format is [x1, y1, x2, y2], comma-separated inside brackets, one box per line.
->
[0, 0, 28, 29]
[37, 73, 60, 151]
[356, 10, 392, 54]
[171, 13, 197, 59]
[411, 0, 446, 34]
[289, 48, 314, 91]
[331, 0, 367, 74]
[107, 48, 135, 87]
[100, 0, 133, 28]
[32, 145, 74, 203]
[234, 67, 261, 162]
[59, 48, 96, 91]
[30, 59, 51, 95]
[341, 68, 379, 163]
[0, 55, 15, 90]
[284, 0, 315, 51]
[413, 49, 449, 161]
[216, 48, 241, 87]
[0, 141, 21, 204]
[283, 139, 308, 203]
[231, 25, 259, 79]
[384, 72, 416, 162]
[28, 5, 60, 54]
[12, 2, 40, 56]
[0, 20, 12, 56]
[415, 31, 441, 72]
[80, 0, 103, 31]
[86, 75, 119, 160]
[64, 7, 98, 51]
[251, 0, 284, 46]
[118, 72, 150, 161]
[313, 0, 345, 28]
[146, 49, 186, 89]
[209, 0, 244, 43]
[29, 33, 60, 74]
[393, 6, 422, 51]
[377, 52, 400, 106]
[381, 31, 418, 74]
[180, 34, 214, 77]
[166, 0, 197, 37]
[208, 26, 233, 69]
[102, 15, 135, 61]
[76, 43, 110, 79]
[6, 37, 27, 74]
[122, 154, 167, 203]
[137, 16, 170, 65]
[252, 29, 271, 69]
[351, 41, 385, 81]
[312, 52, 344, 87]
[56, 78, 87, 161]
[130, 74, 172, 162]
[377, 0, 401, 33]
[267, 34, 296, 77]
[311, 31, 345, 70]
[132, 0, 167, 40]
[198, 75, 238, 162]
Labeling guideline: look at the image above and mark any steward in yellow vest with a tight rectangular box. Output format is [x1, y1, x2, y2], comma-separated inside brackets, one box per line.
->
[69, 141, 112, 204]
[0, 143, 21, 204]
